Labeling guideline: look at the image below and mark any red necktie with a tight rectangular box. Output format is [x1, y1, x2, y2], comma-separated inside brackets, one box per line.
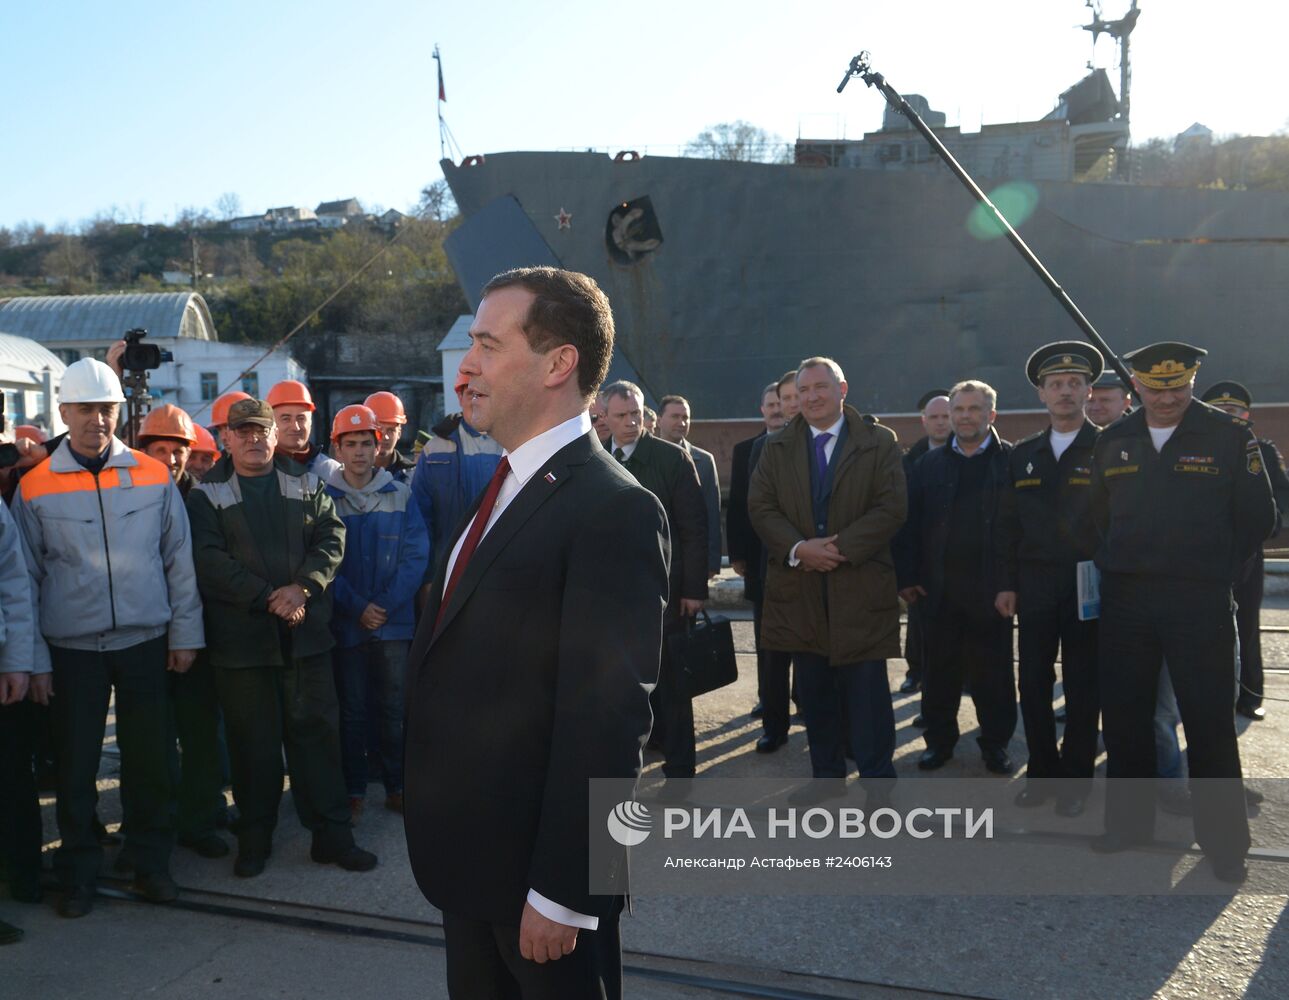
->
[436, 457, 511, 628]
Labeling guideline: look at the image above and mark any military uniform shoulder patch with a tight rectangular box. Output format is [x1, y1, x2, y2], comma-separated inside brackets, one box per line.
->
[1245, 437, 1263, 475]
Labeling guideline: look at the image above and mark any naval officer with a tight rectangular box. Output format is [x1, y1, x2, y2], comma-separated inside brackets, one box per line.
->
[1089, 343, 1277, 882]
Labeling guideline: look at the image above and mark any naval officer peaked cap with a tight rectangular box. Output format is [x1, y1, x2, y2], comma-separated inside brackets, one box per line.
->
[1121, 342, 1207, 390]
[1024, 341, 1105, 387]
[1200, 380, 1253, 409]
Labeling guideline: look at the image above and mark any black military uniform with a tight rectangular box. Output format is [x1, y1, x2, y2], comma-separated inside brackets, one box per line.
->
[1091, 344, 1277, 880]
[1199, 381, 1289, 721]
[995, 344, 1103, 812]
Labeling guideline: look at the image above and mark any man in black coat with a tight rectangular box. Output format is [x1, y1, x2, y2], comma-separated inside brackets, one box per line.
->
[895, 380, 1017, 774]
[1199, 380, 1289, 721]
[898, 389, 950, 696]
[403, 268, 670, 999]
[602, 380, 708, 784]
[1090, 344, 1277, 882]
[727, 382, 784, 730]
[994, 344, 1103, 816]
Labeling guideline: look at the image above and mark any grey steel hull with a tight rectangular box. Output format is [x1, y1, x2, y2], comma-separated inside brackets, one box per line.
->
[443, 151, 1289, 416]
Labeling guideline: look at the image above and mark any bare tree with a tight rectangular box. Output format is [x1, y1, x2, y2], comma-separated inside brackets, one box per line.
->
[216, 192, 243, 220]
[41, 236, 97, 287]
[416, 179, 457, 221]
[684, 121, 790, 163]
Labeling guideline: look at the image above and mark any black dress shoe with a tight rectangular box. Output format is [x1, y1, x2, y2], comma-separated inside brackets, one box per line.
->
[1236, 701, 1266, 721]
[234, 853, 267, 878]
[749, 701, 764, 719]
[1210, 856, 1248, 884]
[179, 833, 230, 859]
[311, 843, 378, 872]
[911, 714, 927, 728]
[58, 885, 95, 919]
[1090, 831, 1150, 854]
[898, 678, 920, 695]
[1055, 795, 1086, 818]
[1013, 786, 1049, 808]
[0, 918, 23, 945]
[917, 748, 952, 771]
[982, 748, 1014, 775]
[131, 871, 178, 904]
[755, 734, 788, 754]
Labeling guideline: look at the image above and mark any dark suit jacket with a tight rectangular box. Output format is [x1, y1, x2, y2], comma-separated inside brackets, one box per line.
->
[619, 432, 708, 624]
[679, 438, 722, 575]
[726, 431, 766, 603]
[403, 431, 670, 925]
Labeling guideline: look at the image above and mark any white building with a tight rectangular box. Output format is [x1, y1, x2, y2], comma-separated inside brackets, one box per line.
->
[0, 292, 303, 426]
[0, 330, 66, 435]
[437, 314, 473, 416]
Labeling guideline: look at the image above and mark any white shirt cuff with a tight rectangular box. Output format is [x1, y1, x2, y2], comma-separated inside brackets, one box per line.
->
[526, 889, 599, 931]
[788, 540, 804, 567]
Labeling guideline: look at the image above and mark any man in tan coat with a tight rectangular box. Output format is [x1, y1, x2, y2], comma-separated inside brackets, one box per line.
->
[749, 357, 906, 798]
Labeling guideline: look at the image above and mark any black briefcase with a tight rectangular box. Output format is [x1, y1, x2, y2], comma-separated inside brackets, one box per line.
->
[668, 611, 737, 698]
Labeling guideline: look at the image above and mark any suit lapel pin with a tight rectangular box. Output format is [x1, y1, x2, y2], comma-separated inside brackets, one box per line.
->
[1026, 461, 1033, 474]
[544, 472, 557, 483]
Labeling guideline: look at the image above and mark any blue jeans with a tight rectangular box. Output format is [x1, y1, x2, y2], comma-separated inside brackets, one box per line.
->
[333, 640, 408, 796]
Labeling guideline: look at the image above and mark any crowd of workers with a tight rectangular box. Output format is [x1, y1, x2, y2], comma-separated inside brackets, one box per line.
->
[0, 320, 1287, 948]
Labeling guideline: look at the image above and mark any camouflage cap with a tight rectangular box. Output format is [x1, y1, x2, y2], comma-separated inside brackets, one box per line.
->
[226, 398, 275, 430]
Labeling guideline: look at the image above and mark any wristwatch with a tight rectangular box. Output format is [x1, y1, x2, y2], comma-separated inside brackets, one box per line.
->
[299, 584, 313, 601]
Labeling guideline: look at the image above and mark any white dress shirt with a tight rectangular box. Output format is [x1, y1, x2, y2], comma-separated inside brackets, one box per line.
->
[788, 414, 846, 566]
[440, 410, 601, 932]
[609, 437, 638, 462]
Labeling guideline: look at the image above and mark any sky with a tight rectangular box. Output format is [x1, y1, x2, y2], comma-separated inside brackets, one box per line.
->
[3, 0, 1286, 231]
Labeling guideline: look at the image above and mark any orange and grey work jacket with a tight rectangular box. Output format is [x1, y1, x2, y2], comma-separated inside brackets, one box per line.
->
[13, 437, 205, 654]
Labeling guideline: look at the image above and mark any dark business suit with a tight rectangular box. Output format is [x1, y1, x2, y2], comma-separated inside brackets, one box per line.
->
[618, 433, 708, 778]
[404, 431, 670, 999]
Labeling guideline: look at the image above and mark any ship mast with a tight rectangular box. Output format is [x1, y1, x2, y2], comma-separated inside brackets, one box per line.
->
[1083, 1, 1141, 126]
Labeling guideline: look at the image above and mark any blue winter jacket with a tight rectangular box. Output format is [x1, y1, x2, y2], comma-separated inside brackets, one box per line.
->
[325, 468, 430, 648]
[409, 415, 504, 581]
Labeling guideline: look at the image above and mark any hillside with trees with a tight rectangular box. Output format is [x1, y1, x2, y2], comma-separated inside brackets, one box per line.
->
[0, 181, 467, 344]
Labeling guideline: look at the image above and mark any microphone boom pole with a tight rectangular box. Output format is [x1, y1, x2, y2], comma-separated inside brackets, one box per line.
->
[837, 53, 1133, 387]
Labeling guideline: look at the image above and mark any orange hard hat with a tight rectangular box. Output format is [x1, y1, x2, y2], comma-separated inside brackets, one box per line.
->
[267, 380, 315, 411]
[191, 424, 220, 457]
[363, 390, 407, 425]
[14, 424, 47, 444]
[331, 404, 381, 443]
[211, 390, 252, 428]
[138, 404, 197, 445]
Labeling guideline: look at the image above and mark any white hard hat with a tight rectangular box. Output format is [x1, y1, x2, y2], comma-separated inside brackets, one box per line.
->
[60, 358, 126, 405]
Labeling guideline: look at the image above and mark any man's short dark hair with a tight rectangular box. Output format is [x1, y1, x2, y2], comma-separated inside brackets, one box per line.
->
[658, 394, 689, 416]
[761, 382, 779, 406]
[775, 370, 797, 395]
[479, 267, 614, 399]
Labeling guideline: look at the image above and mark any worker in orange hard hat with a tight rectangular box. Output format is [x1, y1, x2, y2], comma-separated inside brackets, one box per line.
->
[13, 425, 47, 445]
[210, 391, 252, 449]
[188, 426, 220, 482]
[136, 405, 230, 863]
[324, 404, 428, 818]
[137, 404, 199, 497]
[363, 391, 416, 483]
[266, 380, 341, 481]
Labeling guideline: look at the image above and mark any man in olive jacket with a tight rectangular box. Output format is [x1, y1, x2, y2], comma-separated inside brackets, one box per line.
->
[186, 398, 376, 878]
[749, 358, 906, 792]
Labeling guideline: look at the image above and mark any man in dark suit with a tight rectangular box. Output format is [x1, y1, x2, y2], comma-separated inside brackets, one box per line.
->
[727, 382, 787, 739]
[601, 381, 708, 787]
[403, 267, 670, 999]
[657, 394, 722, 578]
